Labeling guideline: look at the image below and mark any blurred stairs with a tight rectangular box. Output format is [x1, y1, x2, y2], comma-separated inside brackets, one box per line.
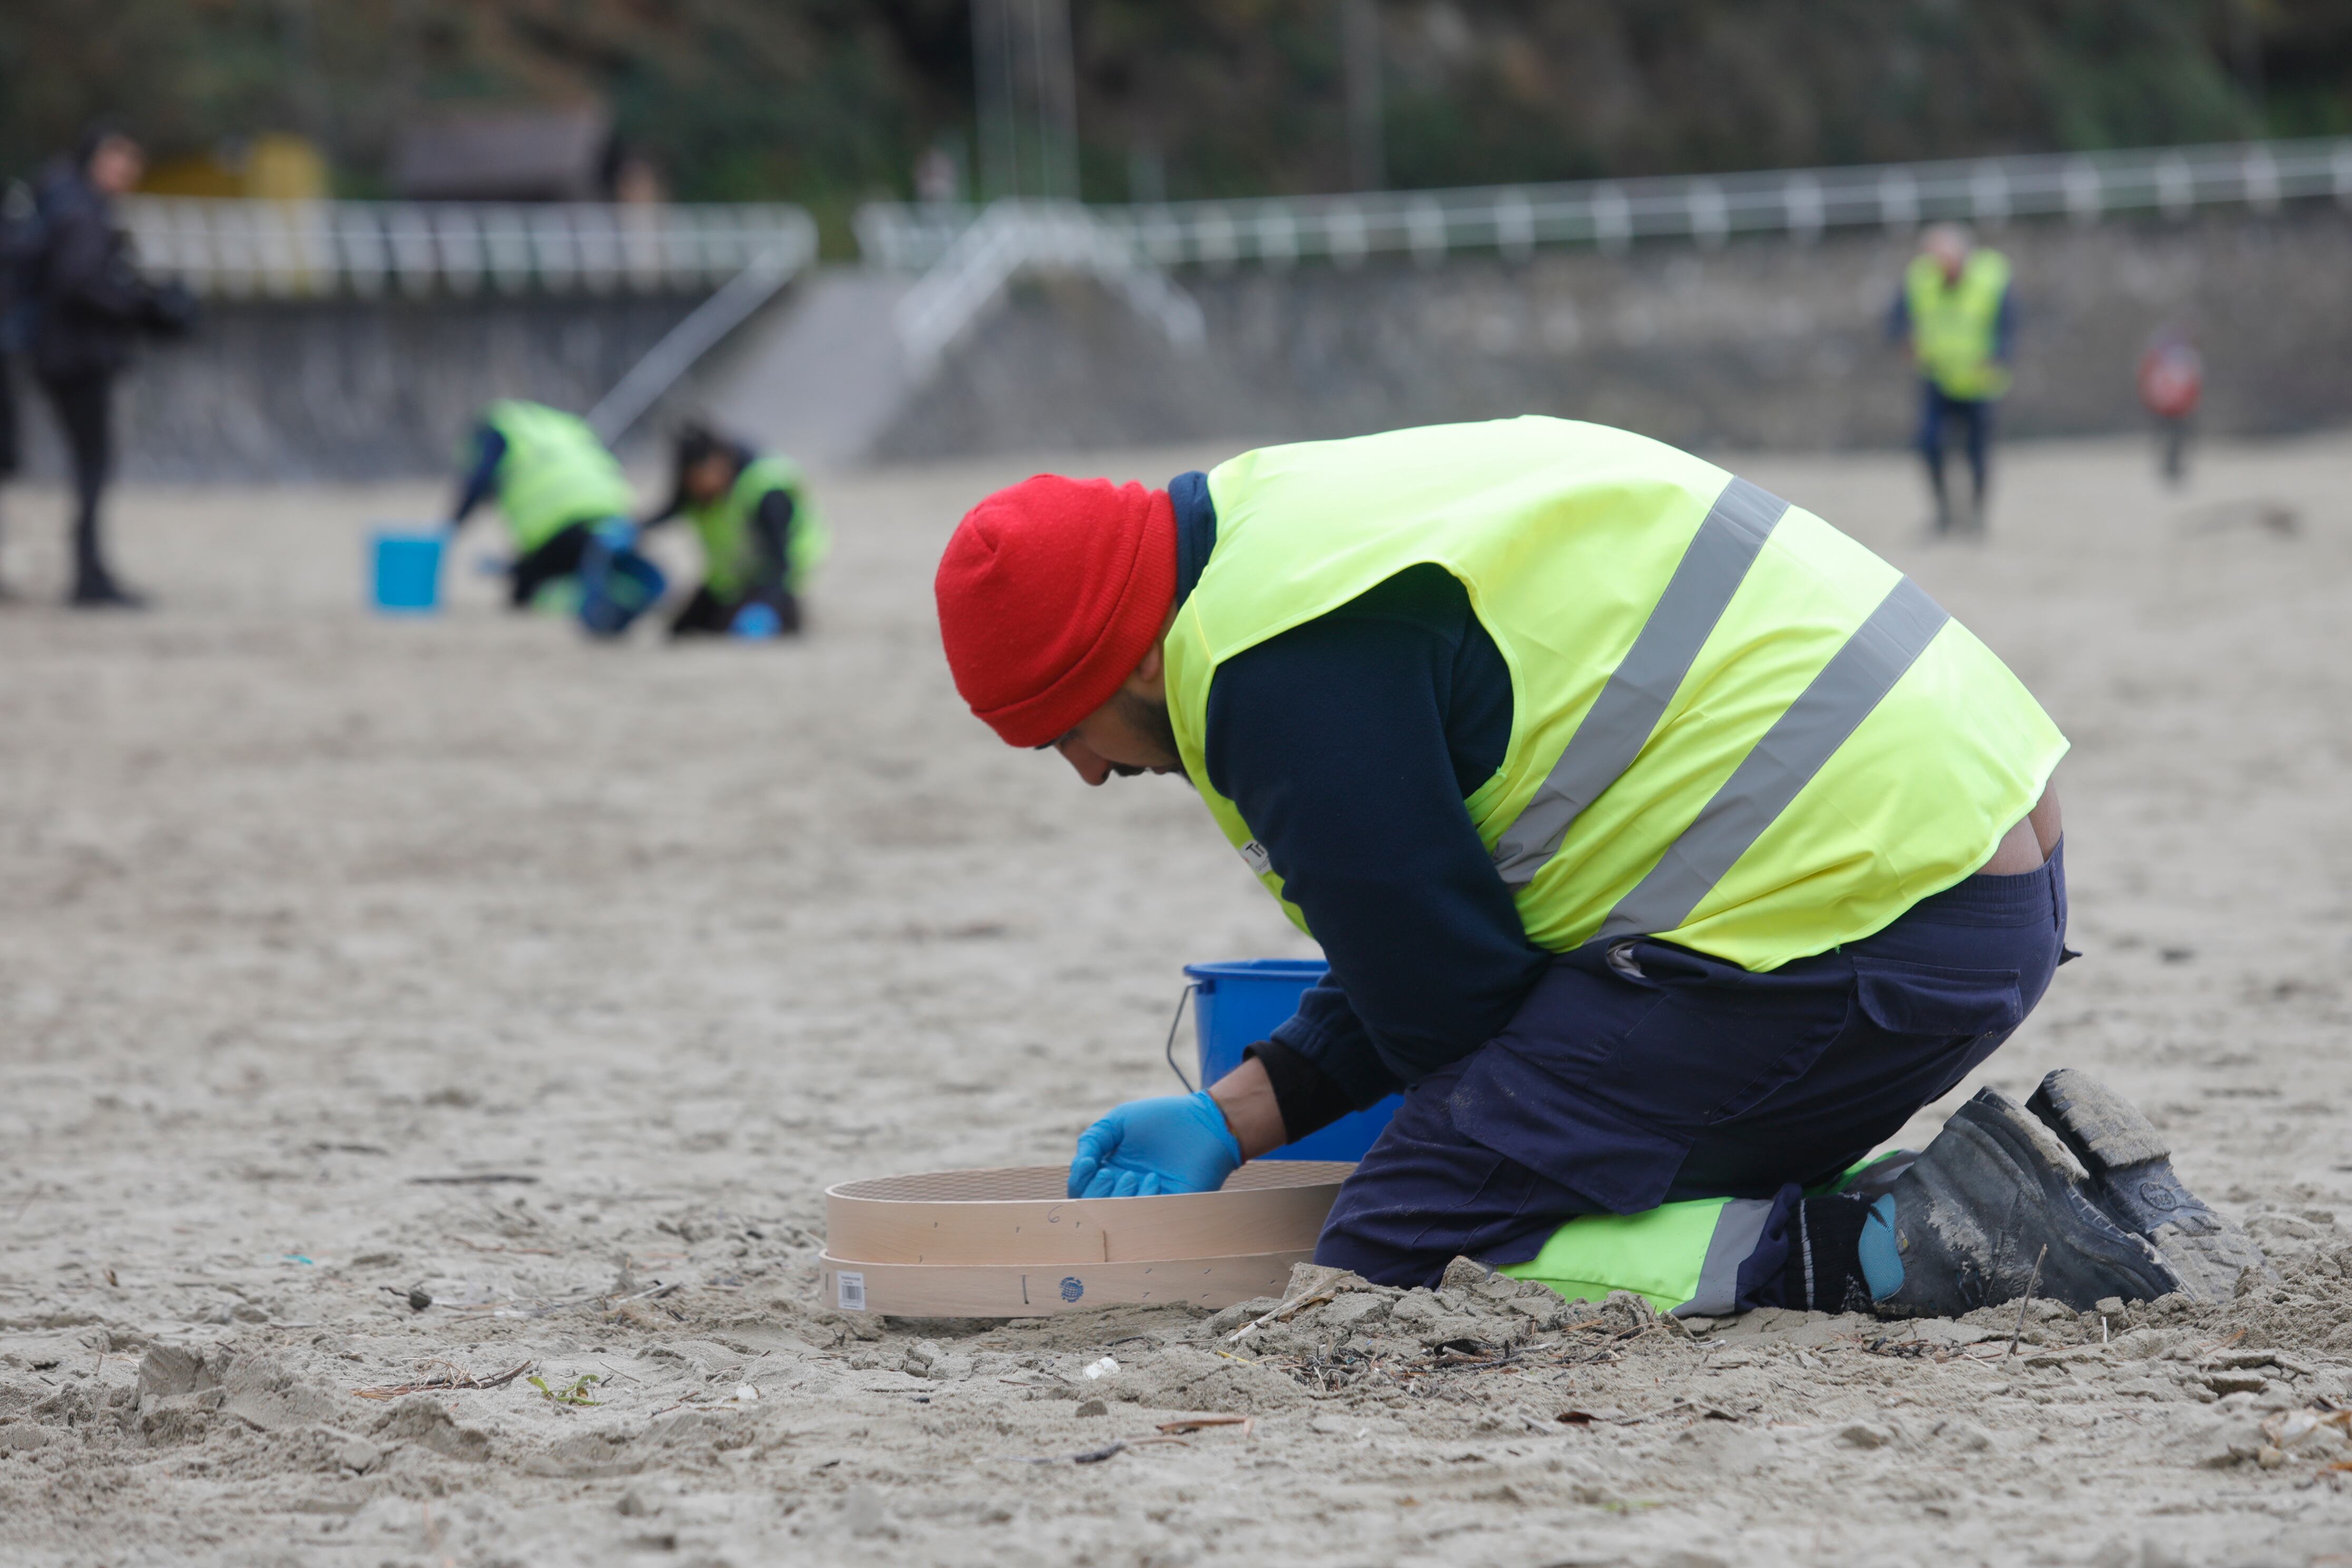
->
[701, 269, 915, 469]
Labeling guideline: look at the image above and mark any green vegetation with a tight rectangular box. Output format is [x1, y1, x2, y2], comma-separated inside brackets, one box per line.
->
[2, 1, 2344, 227]
[528, 1371, 603, 1406]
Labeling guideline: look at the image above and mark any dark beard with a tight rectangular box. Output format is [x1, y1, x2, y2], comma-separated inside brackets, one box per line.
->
[1111, 689, 1190, 785]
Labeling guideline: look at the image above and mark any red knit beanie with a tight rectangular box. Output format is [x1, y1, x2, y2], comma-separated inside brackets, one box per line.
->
[935, 475, 1178, 748]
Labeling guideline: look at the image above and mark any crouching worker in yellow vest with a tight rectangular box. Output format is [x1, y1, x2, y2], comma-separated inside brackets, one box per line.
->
[446, 400, 643, 611]
[640, 424, 825, 639]
[933, 418, 2260, 1320]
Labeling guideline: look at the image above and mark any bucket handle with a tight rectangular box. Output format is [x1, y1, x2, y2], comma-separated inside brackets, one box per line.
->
[1162, 982, 1199, 1093]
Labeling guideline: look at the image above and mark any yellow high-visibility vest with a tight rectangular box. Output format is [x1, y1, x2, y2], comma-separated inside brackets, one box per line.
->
[681, 453, 827, 597]
[1905, 250, 2013, 401]
[1162, 418, 2064, 972]
[478, 400, 636, 551]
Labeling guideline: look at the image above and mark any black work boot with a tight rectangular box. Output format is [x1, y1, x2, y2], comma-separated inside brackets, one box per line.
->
[1926, 466, 1953, 536]
[1869, 1087, 2180, 1318]
[70, 522, 145, 609]
[2027, 1068, 2269, 1302]
[69, 568, 147, 609]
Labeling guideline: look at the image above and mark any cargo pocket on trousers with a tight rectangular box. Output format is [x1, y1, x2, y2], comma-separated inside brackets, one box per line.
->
[1850, 956, 2024, 1038]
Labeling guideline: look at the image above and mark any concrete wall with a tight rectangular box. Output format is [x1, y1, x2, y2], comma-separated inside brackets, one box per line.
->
[873, 210, 2352, 461]
[4, 210, 2345, 481]
[4, 293, 705, 483]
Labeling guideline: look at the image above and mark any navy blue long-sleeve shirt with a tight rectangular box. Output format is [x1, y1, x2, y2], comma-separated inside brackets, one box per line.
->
[448, 423, 507, 526]
[1168, 472, 1553, 1140]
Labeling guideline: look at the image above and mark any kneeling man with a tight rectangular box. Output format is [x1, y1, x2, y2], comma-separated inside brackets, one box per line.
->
[933, 418, 2250, 1319]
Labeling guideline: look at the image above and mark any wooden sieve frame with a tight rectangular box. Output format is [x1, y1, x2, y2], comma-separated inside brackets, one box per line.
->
[820, 1160, 1354, 1316]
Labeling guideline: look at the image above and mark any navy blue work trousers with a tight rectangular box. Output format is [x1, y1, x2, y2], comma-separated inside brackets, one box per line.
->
[1316, 844, 2070, 1290]
[1917, 383, 1994, 501]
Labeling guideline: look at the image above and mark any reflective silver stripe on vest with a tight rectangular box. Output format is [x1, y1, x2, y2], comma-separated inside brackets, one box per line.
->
[1597, 575, 1951, 943]
[1492, 476, 1790, 889]
[1673, 1197, 1779, 1318]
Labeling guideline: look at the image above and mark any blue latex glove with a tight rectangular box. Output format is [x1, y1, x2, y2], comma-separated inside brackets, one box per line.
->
[730, 602, 783, 639]
[1067, 1092, 1242, 1199]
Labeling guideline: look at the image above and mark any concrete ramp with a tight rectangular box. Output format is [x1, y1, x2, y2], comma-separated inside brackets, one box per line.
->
[701, 269, 914, 468]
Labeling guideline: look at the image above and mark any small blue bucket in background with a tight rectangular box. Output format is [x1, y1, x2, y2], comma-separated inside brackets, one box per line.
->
[370, 528, 444, 613]
[1181, 958, 1403, 1163]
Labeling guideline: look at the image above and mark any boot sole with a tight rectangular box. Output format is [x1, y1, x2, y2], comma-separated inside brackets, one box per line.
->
[1878, 1089, 2180, 1316]
[1948, 1090, 2181, 1308]
[2026, 1068, 2270, 1302]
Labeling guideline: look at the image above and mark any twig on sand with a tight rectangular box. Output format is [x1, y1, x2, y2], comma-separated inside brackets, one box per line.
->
[1593, 1397, 1740, 1427]
[445, 1234, 559, 1256]
[1157, 1414, 1254, 1439]
[408, 1173, 541, 1185]
[1227, 1281, 1344, 1344]
[457, 1281, 683, 1320]
[2004, 1246, 2050, 1363]
[1019, 1435, 1191, 1466]
[1426, 1339, 1524, 1371]
[354, 1360, 533, 1400]
[1023, 1440, 1131, 1465]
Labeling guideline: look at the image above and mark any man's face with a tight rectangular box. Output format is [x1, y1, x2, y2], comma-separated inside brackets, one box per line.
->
[1926, 233, 1967, 282]
[88, 137, 144, 196]
[683, 452, 734, 504]
[1048, 688, 1183, 787]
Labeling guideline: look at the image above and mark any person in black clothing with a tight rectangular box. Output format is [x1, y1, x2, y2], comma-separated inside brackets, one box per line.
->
[24, 128, 193, 608]
[0, 179, 31, 598]
[0, 293, 17, 601]
[0, 348, 16, 588]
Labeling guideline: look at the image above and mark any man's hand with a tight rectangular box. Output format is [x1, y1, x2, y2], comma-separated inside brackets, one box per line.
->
[1206, 1055, 1288, 1159]
[1067, 1092, 1242, 1198]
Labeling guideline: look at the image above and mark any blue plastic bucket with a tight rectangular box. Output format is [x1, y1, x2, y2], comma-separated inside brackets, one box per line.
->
[370, 529, 444, 613]
[1183, 958, 1402, 1163]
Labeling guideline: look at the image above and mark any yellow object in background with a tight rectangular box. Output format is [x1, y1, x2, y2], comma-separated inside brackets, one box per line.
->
[140, 134, 330, 200]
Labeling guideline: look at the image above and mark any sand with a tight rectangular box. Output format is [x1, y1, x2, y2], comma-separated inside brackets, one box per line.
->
[1, 435, 2348, 1567]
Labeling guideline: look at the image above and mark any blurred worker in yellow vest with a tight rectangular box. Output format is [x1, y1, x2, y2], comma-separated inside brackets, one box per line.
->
[640, 423, 826, 640]
[445, 399, 640, 610]
[1890, 224, 2014, 537]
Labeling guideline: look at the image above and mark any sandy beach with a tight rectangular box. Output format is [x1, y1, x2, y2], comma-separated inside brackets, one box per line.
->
[2, 434, 2348, 1566]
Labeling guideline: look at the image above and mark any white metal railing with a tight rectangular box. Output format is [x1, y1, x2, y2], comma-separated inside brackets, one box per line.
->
[856, 202, 986, 278]
[858, 136, 2352, 272]
[895, 199, 1204, 373]
[117, 198, 818, 298]
[586, 247, 805, 442]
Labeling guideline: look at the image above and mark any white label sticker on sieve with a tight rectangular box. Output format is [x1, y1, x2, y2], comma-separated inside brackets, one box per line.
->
[837, 1271, 866, 1312]
[1237, 839, 1272, 876]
